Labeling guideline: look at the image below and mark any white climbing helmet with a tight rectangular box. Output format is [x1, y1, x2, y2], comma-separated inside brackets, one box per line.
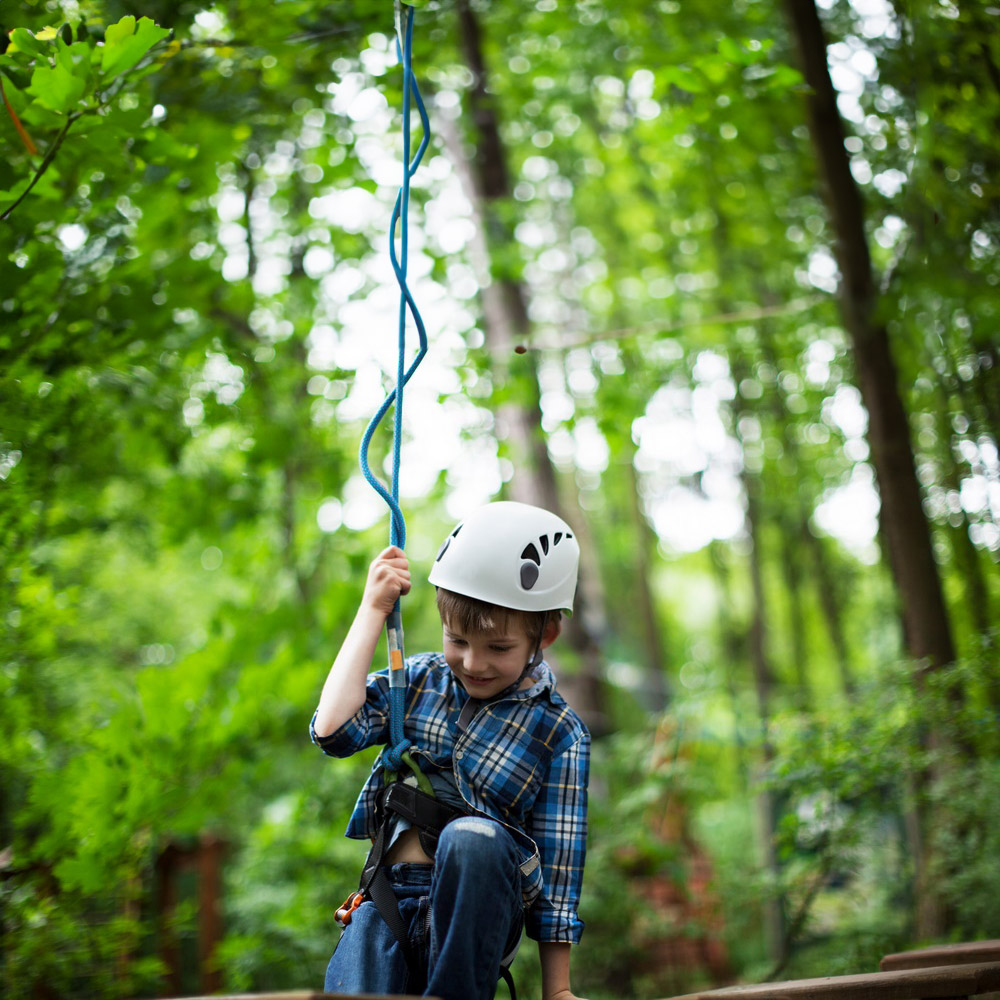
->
[428, 501, 579, 613]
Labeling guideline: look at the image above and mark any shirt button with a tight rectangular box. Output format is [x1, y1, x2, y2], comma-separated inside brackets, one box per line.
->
[456, 750, 465, 760]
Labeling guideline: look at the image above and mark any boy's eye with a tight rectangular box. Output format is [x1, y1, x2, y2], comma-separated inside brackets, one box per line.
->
[490, 645, 514, 653]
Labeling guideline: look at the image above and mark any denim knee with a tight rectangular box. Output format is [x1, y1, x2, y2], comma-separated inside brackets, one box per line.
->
[435, 816, 514, 874]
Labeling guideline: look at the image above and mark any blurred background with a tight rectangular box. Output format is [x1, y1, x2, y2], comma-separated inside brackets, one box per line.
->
[1, 0, 998, 997]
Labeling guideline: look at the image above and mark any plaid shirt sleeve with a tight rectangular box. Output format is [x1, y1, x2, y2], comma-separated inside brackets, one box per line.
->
[309, 669, 391, 757]
[523, 729, 590, 944]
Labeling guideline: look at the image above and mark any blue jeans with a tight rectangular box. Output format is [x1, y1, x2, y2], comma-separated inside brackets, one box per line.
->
[324, 816, 524, 1000]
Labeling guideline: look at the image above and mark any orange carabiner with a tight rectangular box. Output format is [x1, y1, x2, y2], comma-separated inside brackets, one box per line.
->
[335, 891, 364, 927]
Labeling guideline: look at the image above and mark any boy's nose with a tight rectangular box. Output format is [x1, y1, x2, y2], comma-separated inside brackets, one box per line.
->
[464, 647, 487, 673]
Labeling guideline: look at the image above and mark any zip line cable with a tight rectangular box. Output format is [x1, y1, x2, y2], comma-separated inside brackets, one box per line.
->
[358, 2, 430, 769]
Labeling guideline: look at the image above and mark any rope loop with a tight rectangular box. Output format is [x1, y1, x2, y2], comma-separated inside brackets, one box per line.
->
[358, 1, 430, 552]
[382, 738, 414, 773]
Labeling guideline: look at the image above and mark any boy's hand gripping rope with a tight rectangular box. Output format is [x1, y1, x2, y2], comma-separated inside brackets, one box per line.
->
[358, 2, 430, 773]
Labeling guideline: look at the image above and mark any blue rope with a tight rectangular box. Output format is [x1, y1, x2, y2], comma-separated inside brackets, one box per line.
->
[358, 3, 429, 768]
[358, 4, 430, 551]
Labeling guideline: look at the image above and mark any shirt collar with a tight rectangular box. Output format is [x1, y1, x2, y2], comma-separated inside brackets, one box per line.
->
[518, 660, 556, 698]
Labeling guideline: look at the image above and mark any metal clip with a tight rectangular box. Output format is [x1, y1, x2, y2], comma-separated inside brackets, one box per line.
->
[335, 891, 364, 928]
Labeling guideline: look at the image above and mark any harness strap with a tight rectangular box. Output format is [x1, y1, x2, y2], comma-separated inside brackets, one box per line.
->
[358, 819, 414, 964]
[343, 777, 463, 970]
[379, 780, 465, 855]
[501, 965, 519, 1000]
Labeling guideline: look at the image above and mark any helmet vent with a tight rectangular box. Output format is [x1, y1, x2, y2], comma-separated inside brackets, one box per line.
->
[539, 535, 549, 555]
[435, 524, 463, 563]
[520, 542, 542, 591]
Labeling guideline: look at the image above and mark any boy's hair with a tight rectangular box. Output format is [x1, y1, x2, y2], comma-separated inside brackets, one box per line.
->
[435, 588, 559, 645]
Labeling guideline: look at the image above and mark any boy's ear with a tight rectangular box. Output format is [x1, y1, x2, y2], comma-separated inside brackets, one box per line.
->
[539, 616, 562, 649]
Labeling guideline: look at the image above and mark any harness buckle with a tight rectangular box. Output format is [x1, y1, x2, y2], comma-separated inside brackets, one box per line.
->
[335, 890, 364, 927]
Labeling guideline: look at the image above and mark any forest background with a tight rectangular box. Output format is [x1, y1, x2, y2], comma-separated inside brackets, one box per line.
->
[2, 0, 998, 998]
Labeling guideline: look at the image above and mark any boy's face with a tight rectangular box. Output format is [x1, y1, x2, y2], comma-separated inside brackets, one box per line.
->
[442, 621, 539, 700]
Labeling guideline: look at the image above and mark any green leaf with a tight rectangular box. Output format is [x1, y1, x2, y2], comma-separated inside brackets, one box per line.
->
[769, 64, 805, 90]
[100, 16, 170, 81]
[718, 36, 746, 64]
[27, 59, 87, 113]
[9, 28, 50, 59]
[662, 64, 705, 94]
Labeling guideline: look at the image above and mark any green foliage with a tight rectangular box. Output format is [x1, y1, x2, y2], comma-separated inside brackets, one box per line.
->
[764, 645, 1000, 963]
[218, 753, 377, 992]
[0, 14, 173, 217]
[1, 0, 998, 996]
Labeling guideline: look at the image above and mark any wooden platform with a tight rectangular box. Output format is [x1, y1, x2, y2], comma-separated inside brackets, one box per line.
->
[658, 961, 1000, 1000]
[150, 958, 1000, 1000]
[157, 992, 432, 1000]
[881, 941, 1000, 972]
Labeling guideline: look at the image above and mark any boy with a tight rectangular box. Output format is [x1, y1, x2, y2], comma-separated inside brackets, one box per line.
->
[312, 500, 590, 1000]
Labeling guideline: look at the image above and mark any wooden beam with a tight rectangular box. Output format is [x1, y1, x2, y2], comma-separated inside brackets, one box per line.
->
[881, 942, 1000, 972]
[657, 961, 1000, 1000]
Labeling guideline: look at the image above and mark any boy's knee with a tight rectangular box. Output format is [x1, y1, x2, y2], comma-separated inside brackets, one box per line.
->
[437, 816, 509, 868]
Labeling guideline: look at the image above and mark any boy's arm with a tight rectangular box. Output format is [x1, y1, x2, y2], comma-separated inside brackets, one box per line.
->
[538, 941, 588, 1000]
[312, 545, 410, 738]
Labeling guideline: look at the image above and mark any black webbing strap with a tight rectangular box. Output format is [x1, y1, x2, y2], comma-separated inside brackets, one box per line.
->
[351, 779, 464, 972]
[380, 780, 464, 855]
[354, 794, 417, 969]
[500, 965, 518, 1000]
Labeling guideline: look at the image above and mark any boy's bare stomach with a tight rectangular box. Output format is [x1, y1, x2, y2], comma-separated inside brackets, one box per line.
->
[385, 827, 433, 865]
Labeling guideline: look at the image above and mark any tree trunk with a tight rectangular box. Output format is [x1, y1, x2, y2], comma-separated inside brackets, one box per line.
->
[757, 322, 853, 698]
[625, 445, 671, 712]
[777, 510, 811, 709]
[730, 361, 787, 967]
[799, 522, 856, 697]
[935, 380, 993, 642]
[783, 0, 955, 673]
[742, 464, 787, 967]
[782, 0, 957, 938]
[709, 541, 752, 794]
[449, 0, 608, 730]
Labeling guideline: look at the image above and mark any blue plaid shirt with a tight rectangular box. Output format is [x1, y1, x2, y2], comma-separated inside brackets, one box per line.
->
[311, 651, 590, 944]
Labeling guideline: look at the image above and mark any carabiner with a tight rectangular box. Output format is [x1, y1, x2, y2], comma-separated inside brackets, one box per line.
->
[335, 891, 364, 927]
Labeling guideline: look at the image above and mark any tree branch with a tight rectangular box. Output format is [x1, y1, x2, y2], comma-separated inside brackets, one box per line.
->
[509, 295, 829, 354]
[1, 112, 81, 223]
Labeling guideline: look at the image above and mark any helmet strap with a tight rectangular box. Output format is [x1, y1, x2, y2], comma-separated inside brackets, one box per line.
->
[484, 625, 546, 703]
[525, 638, 544, 673]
